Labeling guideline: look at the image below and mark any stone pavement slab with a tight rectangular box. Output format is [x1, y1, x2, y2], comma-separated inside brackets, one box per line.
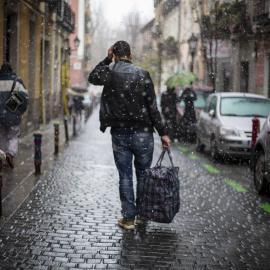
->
[0, 115, 84, 226]
[0, 108, 270, 269]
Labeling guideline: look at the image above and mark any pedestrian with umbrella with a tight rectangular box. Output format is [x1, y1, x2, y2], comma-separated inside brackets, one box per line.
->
[163, 71, 196, 141]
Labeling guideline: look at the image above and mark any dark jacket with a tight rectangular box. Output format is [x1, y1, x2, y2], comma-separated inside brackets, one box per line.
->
[0, 71, 28, 126]
[161, 88, 179, 118]
[180, 88, 197, 123]
[88, 57, 166, 136]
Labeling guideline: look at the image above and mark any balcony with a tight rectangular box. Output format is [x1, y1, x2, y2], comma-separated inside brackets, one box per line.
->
[37, 0, 58, 5]
[154, 0, 161, 8]
[55, 0, 75, 33]
[253, 12, 270, 24]
[162, 0, 179, 16]
[37, 1, 74, 33]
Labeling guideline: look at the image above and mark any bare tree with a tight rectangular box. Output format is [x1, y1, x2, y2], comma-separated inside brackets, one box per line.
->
[89, 0, 103, 37]
[122, 10, 143, 55]
[193, 1, 218, 89]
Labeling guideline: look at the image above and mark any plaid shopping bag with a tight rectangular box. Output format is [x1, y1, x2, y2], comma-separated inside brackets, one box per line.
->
[138, 147, 180, 223]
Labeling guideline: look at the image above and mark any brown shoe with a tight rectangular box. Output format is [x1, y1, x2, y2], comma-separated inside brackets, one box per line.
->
[6, 153, 14, 169]
[118, 218, 135, 230]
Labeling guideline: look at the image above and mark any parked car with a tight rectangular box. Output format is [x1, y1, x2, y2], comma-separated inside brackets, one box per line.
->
[196, 92, 270, 161]
[253, 115, 270, 194]
[176, 85, 214, 121]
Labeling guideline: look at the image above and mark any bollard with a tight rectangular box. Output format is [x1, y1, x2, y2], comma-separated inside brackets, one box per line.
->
[54, 122, 60, 155]
[0, 150, 6, 217]
[34, 132, 42, 175]
[64, 115, 69, 144]
[73, 114, 76, 136]
[251, 118, 260, 147]
[250, 118, 260, 170]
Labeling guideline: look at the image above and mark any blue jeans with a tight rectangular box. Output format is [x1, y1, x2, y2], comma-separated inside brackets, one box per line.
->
[112, 133, 154, 222]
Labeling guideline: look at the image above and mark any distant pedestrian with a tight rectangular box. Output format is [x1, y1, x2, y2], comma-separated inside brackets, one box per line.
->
[180, 87, 197, 125]
[67, 95, 74, 116]
[89, 40, 170, 230]
[179, 87, 197, 142]
[0, 62, 28, 168]
[73, 96, 84, 121]
[161, 87, 181, 140]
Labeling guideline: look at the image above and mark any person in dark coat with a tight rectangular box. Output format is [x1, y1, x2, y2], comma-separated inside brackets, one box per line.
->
[0, 62, 28, 168]
[179, 87, 197, 142]
[73, 95, 84, 120]
[161, 87, 181, 140]
[180, 87, 197, 123]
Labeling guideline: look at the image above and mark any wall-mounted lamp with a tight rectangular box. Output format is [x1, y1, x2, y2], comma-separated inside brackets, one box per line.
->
[65, 36, 81, 55]
[188, 33, 198, 73]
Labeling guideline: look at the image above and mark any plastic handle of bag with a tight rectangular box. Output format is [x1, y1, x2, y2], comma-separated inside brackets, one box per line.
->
[167, 147, 175, 168]
[156, 147, 166, 167]
[156, 146, 175, 168]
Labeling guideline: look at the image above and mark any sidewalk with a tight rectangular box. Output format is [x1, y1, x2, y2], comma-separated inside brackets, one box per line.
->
[0, 113, 89, 228]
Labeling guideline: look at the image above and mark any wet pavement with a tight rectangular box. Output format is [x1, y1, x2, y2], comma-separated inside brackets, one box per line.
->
[0, 107, 270, 269]
[0, 115, 80, 222]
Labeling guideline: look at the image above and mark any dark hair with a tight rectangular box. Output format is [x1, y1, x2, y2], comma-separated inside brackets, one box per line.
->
[113, 40, 131, 58]
[0, 62, 12, 73]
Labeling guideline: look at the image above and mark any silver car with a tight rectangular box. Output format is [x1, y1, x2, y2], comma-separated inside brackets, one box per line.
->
[196, 92, 270, 161]
[253, 115, 270, 194]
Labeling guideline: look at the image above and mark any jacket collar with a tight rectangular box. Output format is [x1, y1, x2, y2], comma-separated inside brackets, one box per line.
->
[119, 59, 132, 64]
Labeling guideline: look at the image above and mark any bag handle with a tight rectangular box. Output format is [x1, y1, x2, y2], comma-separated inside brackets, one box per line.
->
[156, 146, 175, 168]
[10, 76, 17, 94]
[156, 147, 166, 166]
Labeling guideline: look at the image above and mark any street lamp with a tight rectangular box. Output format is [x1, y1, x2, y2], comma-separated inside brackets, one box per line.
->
[65, 36, 81, 55]
[188, 33, 198, 73]
[73, 36, 80, 49]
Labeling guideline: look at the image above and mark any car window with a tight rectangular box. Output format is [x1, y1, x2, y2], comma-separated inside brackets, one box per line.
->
[220, 97, 270, 117]
[208, 96, 217, 112]
[178, 90, 210, 109]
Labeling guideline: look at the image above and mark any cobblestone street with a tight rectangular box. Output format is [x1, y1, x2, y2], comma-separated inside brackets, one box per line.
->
[0, 108, 270, 270]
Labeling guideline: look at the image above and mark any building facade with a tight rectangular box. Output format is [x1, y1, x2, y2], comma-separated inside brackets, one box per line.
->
[69, 0, 91, 89]
[0, 0, 75, 134]
[141, 0, 270, 98]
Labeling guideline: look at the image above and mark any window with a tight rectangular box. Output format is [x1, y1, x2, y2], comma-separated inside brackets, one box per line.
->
[178, 90, 212, 109]
[220, 97, 270, 117]
[208, 96, 217, 113]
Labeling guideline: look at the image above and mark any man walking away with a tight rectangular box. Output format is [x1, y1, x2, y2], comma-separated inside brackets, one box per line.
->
[89, 40, 171, 230]
[0, 62, 28, 168]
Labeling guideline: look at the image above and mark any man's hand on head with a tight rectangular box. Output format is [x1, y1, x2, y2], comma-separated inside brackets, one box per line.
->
[108, 45, 114, 60]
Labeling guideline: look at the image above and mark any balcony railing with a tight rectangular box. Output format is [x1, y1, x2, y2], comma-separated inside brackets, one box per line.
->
[154, 0, 161, 8]
[38, 0, 74, 33]
[162, 0, 179, 15]
[38, 1, 75, 32]
[253, 12, 270, 23]
[55, 0, 75, 33]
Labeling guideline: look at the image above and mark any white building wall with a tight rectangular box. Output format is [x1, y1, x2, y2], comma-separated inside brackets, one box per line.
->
[162, 5, 181, 92]
[164, 8, 179, 40]
[77, 0, 85, 59]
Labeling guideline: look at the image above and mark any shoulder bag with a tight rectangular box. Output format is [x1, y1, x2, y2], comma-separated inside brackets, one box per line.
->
[5, 77, 24, 113]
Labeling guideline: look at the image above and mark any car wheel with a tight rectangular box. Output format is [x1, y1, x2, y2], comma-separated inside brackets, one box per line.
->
[254, 151, 269, 195]
[210, 139, 219, 162]
[196, 135, 204, 152]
